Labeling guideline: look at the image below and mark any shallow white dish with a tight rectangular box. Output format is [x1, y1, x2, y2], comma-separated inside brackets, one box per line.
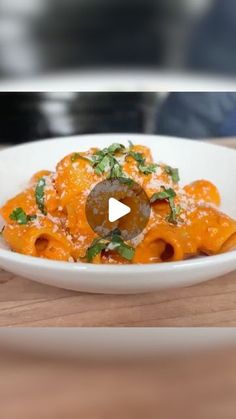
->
[0, 133, 236, 294]
[1, 69, 236, 92]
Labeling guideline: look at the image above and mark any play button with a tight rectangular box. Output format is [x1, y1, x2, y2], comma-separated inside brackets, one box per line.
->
[85, 178, 151, 241]
[108, 198, 131, 222]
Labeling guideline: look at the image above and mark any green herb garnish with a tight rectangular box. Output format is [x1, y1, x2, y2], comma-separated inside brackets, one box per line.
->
[72, 144, 134, 185]
[150, 187, 181, 224]
[10, 208, 37, 225]
[128, 140, 134, 150]
[150, 187, 176, 203]
[92, 143, 130, 182]
[94, 154, 111, 175]
[164, 165, 180, 183]
[35, 177, 47, 215]
[86, 238, 108, 262]
[167, 202, 181, 224]
[107, 143, 125, 154]
[128, 151, 145, 165]
[138, 163, 157, 175]
[108, 231, 135, 260]
[85, 229, 135, 262]
[71, 153, 92, 163]
[109, 161, 124, 179]
[127, 150, 157, 175]
[118, 177, 134, 186]
[72, 142, 158, 181]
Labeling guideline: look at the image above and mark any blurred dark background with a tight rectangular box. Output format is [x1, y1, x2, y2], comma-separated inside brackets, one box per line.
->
[0, 93, 159, 143]
[0, 0, 235, 78]
[0, 0, 213, 78]
[1, 92, 236, 144]
[0, 0, 236, 144]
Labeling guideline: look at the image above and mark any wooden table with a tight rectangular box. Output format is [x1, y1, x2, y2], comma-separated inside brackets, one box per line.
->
[1, 138, 236, 327]
[1, 344, 236, 419]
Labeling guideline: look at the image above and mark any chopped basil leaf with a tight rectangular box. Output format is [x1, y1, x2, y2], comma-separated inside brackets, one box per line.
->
[107, 143, 125, 154]
[108, 231, 123, 244]
[164, 166, 180, 183]
[92, 144, 127, 180]
[109, 161, 123, 179]
[109, 231, 135, 260]
[118, 177, 134, 186]
[71, 153, 92, 164]
[35, 177, 47, 215]
[167, 202, 181, 224]
[150, 187, 180, 224]
[116, 243, 135, 260]
[86, 230, 135, 262]
[27, 215, 37, 221]
[93, 143, 124, 161]
[128, 140, 134, 150]
[10, 208, 37, 225]
[94, 154, 111, 175]
[138, 163, 157, 175]
[150, 187, 176, 203]
[128, 151, 145, 165]
[86, 238, 108, 262]
[128, 151, 157, 175]
[10, 208, 28, 224]
[91, 150, 106, 163]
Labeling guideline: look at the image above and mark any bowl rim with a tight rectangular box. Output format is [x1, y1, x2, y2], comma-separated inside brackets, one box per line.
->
[1, 245, 236, 274]
[1, 132, 236, 155]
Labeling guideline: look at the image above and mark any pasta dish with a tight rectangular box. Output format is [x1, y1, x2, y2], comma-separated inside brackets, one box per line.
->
[1, 141, 236, 264]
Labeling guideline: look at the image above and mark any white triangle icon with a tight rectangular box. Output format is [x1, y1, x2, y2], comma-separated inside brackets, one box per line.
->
[108, 198, 131, 222]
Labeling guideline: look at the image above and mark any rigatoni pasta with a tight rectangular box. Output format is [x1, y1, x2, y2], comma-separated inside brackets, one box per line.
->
[1, 141, 236, 264]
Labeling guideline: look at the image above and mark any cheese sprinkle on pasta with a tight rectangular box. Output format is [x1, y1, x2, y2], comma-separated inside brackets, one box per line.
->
[1, 142, 235, 264]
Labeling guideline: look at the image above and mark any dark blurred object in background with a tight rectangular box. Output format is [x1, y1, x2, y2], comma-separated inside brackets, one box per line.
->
[155, 92, 236, 139]
[187, 0, 236, 76]
[2, 92, 236, 144]
[0, 0, 164, 78]
[0, 93, 158, 143]
[1, 0, 236, 79]
[37, 0, 165, 70]
[0, 0, 212, 78]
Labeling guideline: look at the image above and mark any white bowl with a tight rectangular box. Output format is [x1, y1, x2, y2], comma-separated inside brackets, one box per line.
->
[0, 133, 236, 294]
[1, 69, 236, 91]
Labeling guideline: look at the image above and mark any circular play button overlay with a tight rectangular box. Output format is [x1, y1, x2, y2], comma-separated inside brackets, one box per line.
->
[85, 178, 151, 241]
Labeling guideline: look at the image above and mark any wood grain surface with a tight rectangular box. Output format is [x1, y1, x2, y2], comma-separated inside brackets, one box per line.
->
[1, 269, 236, 326]
[1, 138, 236, 327]
[1, 344, 236, 419]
